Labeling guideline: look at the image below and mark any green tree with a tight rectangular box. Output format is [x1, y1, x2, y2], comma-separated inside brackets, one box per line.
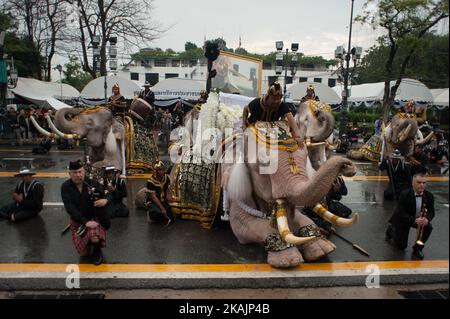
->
[357, 0, 449, 122]
[185, 41, 198, 51]
[357, 34, 449, 88]
[62, 55, 92, 92]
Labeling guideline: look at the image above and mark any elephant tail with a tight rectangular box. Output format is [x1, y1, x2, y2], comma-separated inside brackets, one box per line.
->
[227, 162, 253, 202]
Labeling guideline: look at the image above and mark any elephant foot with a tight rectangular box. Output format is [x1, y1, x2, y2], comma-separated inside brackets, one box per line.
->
[267, 247, 304, 268]
[299, 237, 336, 261]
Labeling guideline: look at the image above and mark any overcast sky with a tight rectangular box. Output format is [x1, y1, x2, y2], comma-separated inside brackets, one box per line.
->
[149, 0, 383, 58]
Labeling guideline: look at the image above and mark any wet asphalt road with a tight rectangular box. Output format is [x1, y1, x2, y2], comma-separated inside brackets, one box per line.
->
[0, 145, 448, 265]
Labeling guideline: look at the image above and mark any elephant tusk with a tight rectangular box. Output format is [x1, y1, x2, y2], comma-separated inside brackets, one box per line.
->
[30, 116, 57, 139]
[416, 132, 434, 146]
[313, 204, 358, 227]
[326, 142, 337, 151]
[46, 115, 81, 140]
[275, 200, 316, 245]
[305, 138, 326, 148]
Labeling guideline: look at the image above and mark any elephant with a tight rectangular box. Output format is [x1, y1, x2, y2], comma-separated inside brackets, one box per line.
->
[221, 121, 358, 268]
[295, 100, 336, 170]
[347, 113, 434, 162]
[31, 107, 125, 170]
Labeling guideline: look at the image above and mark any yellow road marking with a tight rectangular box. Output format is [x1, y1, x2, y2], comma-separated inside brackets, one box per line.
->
[0, 260, 447, 273]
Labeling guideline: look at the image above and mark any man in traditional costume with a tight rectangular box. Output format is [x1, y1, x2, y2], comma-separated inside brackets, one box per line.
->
[61, 160, 111, 265]
[379, 150, 412, 200]
[300, 84, 320, 103]
[242, 82, 303, 146]
[107, 83, 127, 116]
[0, 168, 44, 223]
[145, 161, 174, 225]
[138, 81, 155, 106]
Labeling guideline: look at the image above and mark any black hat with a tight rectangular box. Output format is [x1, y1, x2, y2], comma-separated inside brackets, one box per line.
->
[14, 168, 36, 177]
[69, 160, 84, 171]
[143, 81, 152, 87]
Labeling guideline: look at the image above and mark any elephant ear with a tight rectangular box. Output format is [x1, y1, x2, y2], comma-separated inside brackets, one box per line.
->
[227, 163, 253, 202]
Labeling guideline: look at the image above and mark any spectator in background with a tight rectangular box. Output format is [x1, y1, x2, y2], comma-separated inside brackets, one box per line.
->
[374, 116, 384, 136]
[17, 109, 28, 143]
[8, 109, 22, 146]
[410, 144, 429, 176]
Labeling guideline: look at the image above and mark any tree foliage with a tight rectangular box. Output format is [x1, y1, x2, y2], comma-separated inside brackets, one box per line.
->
[357, 33, 449, 88]
[357, 0, 449, 122]
[62, 55, 92, 91]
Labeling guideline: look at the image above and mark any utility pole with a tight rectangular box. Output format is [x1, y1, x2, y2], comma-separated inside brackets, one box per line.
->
[339, 0, 355, 137]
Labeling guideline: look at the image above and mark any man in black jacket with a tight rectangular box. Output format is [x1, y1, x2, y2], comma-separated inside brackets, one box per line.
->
[61, 160, 111, 265]
[379, 150, 412, 200]
[386, 173, 435, 260]
[0, 168, 44, 222]
[103, 166, 129, 218]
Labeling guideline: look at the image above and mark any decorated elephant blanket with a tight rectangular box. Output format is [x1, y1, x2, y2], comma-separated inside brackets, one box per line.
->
[169, 151, 221, 229]
[125, 116, 159, 173]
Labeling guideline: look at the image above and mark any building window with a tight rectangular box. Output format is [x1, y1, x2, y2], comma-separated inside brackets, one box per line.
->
[185, 74, 189, 78]
[328, 78, 336, 87]
[165, 73, 179, 79]
[189, 60, 198, 67]
[171, 60, 180, 67]
[130, 73, 139, 81]
[299, 77, 308, 83]
[285, 76, 293, 85]
[146, 73, 159, 86]
[154, 59, 167, 67]
[314, 78, 322, 83]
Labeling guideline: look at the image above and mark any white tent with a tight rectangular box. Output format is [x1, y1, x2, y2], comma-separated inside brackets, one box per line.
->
[152, 78, 205, 100]
[332, 78, 434, 106]
[286, 82, 341, 105]
[81, 75, 140, 100]
[219, 92, 254, 108]
[431, 88, 449, 107]
[9, 77, 79, 108]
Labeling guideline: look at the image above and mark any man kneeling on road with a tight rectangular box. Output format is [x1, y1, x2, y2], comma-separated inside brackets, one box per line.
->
[0, 168, 44, 223]
[145, 161, 175, 226]
[61, 160, 111, 265]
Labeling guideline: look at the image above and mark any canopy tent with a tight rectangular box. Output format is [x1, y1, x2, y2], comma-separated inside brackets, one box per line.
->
[81, 75, 140, 100]
[8, 77, 79, 108]
[286, 82, 342, 105]
[152, 78, 205, 100]
[332, 78, 434, 108]
[219, 92, 254, 108]
[431, 88, 449, 109]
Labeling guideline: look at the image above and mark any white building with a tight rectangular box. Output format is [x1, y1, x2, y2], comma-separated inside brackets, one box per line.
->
[118, 50, 339, 96]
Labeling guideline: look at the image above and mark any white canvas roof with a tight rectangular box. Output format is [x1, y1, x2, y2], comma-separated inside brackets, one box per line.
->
[286, 82, 341, 105]
[332, 78, 434, 104]
[9, 77, 79, 108]
[81, 75, 141, 99]
[431, 88, 449, 107]
[152, 78, 205, 100]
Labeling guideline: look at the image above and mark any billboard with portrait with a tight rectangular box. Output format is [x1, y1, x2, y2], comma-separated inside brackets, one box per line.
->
[211, 51, 262, 98]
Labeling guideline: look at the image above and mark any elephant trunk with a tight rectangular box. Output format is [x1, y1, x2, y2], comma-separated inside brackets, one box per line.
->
[54, 108, 84, 134]
[311, 111, 335, 143]
[275, 200, 316, 245]
[312, 204, 358, 227]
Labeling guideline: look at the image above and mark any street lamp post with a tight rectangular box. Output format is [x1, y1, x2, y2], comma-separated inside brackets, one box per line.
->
[275, 41, 299, 102]
[336, 0, 362, 137]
